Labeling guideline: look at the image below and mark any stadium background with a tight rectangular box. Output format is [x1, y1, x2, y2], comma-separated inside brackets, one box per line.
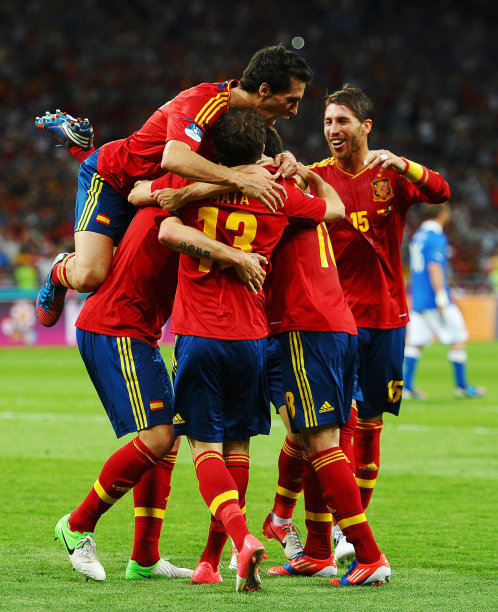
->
[0, 0, 497, 344]
[0, 3, 497, 609]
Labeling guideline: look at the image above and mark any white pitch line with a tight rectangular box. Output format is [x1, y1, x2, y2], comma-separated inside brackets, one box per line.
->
[0, 412, 496, 435]
[0, 411, 107, 423]
[385, 423, 497, 435]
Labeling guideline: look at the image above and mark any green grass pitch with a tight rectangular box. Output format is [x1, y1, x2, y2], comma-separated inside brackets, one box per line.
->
[0, 342, 496, 611]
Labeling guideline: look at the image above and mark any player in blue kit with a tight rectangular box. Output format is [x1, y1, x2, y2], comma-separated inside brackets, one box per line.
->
[404, 204, 486, 398]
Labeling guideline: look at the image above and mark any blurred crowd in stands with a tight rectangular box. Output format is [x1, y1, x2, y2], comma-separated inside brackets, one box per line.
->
[1, 0, 497, 293]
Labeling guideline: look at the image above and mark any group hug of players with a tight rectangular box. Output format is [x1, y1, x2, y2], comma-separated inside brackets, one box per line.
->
[35, 45, 450, 591]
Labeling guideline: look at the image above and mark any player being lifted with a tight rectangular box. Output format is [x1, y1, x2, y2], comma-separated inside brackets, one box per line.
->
[34, 44, 312, 327]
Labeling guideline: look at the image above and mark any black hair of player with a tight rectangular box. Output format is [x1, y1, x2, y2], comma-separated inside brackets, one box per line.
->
[265, 127, 283, 158]
[240, 44, 313, 94]
[213, 108, 266, 167]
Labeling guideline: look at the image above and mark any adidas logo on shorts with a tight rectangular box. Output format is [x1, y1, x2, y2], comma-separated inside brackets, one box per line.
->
[319, 401, 335, 413]
[172, 413, 185, 425]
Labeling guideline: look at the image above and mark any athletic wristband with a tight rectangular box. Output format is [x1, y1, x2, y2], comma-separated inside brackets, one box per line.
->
[435, 289, 449, 308]
[401, 158, 428, 184]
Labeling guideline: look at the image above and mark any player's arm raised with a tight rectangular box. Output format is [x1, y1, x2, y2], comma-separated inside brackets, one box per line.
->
[162, 140, 286, 212]
[296, 163, 345, 222]
[158, 216, 267, 294]
[128, 178, 233, 210]
[130, 165, 276, 211]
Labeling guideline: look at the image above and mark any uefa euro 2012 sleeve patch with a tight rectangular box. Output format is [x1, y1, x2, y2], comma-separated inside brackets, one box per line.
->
[184, 123, 202, 143]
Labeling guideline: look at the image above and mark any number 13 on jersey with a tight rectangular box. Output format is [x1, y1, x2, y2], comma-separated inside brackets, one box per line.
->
[197, 206, 257, 273]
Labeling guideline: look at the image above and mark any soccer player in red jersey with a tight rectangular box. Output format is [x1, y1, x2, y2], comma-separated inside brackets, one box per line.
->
[54, 199, 264, 582]
[157, 108, 344, 592]
[309, 84, 450, 554]
[35, 45, 313, 328]
[262, 162, 391, 586]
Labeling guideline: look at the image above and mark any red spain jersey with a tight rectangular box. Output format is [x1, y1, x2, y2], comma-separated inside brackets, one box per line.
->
[96, 80, 238, 196]
[310, 158, 450, 328]
[266, 222, 357, 335]
[155, 172, 327, 340]
[76, 206, 179, 347]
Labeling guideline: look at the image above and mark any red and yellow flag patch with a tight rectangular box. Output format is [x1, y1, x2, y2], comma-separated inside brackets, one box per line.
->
[96, 213, 111, 225]
[149, 400, 164, 412]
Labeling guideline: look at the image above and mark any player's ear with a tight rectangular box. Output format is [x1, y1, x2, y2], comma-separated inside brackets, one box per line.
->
[259, 83, 272, 98]
[362, 119, 373, 136]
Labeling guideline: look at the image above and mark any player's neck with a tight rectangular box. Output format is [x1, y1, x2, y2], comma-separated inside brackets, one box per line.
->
[230, 87, 258, 110]
[336, 155, 363, 175]
[335, 143, 370, 175]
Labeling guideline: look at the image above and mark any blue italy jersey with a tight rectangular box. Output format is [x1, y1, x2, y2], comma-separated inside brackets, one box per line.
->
[409, 220, 450, 311]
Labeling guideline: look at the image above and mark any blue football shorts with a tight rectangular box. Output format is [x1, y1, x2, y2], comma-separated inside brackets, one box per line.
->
[278, 330, 357, 433]
[75, 149, 135, 245]
[172, 334, 270, 442]
[76, 328, 174, 438]
[354, 326, 406, 418]
[267, 335, 286, 413]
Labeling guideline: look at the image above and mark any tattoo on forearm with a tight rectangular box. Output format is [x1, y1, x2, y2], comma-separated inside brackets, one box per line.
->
[179, 241, 211, 258]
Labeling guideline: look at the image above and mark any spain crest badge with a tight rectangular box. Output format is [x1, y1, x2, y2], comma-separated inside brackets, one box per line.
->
[371, 178, 393, 202]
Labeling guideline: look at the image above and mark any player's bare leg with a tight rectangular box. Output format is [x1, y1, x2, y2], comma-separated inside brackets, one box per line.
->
[66, 231, 115, 293]
[36, 232, 114, 327]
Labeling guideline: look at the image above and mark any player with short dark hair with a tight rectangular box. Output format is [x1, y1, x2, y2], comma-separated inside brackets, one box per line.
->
[157, 108, 344, 592]
[35, 44, 313, 328]
[261, 161, 391, 587]
[53, 151, 265, 581]
[309, 83, 450, 559]
[264, 84, 451, 571]
[239, 44, 313, 95]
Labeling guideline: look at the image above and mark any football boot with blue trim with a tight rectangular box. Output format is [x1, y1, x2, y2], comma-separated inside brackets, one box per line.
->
[35, 252, 69, 327]
[330, 553, 391, 586]
[35, 109, 94, 149]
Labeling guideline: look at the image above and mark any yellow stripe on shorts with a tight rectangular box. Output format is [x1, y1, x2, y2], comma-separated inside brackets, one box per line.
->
[289, 331, 318, 428]
[116, 337, 147, 430]
[76, 172, 104, 231]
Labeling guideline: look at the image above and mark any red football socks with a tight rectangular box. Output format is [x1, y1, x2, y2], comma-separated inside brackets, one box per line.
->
[200, 517, 229, 569]
[131, 451, 177, 567]
[309, 447, 381, 564]
[194, 451, 249, 552]
[224, 453, 250, 516]
[354, 421, 383, 510]
[340, 405, 358, 472]
[197, 452, 250, 568]
[51, 253, 75, 289]
[272, 436, 304, 520]
[69, 144, 95, 163]
[302, 458, 332, 560]
[70, 437, 159, 533]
